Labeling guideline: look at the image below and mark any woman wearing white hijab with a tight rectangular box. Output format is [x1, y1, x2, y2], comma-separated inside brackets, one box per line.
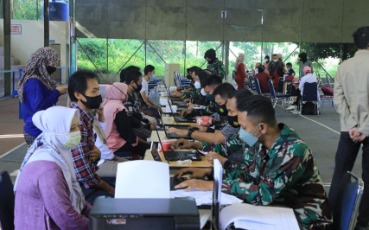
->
[14, 106, 89, 230]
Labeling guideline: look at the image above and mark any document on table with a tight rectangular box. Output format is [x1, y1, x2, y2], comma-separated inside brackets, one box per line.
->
[169, 190, 242, 206]
[219, 203, 300, 230]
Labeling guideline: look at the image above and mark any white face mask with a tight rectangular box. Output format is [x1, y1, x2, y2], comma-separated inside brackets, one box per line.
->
[63, 131, 81, 149]
[200, 88, 208, 96]
[194, 81, 201, 89]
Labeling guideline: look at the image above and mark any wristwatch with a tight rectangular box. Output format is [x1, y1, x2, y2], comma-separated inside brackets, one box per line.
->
[187, 127, 199, 138]
[206, 127, 215, 133]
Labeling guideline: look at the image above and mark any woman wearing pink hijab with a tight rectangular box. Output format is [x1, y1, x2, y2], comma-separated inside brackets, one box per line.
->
[102, 82, 149, 159]
[234, 53, 248, 89]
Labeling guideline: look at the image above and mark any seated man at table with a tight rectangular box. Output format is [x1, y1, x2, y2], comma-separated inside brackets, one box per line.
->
[179, 74, 222, 119]
[169, 88, 253, 166]
[140, 65, 161, 118]
[175, 95, 332, 229]
[68, 70, 115, 203]
[120, 65, 157, 127]
[170, 66, 203, 98]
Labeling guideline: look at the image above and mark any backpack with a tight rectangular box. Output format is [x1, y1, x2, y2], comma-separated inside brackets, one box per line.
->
[321, 86, 333, 96]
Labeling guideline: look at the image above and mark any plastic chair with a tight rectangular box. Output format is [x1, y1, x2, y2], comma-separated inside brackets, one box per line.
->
[247, 76, 256, 92]
[332, 171, 364, 230]
[253, 78, 263, 95]
[0, 171, 15, 230]
[268, 80, 290, 108]
[300, 82, 320, 115]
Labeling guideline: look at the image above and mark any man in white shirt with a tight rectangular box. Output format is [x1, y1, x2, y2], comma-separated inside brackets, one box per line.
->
[298, 66, 320, 101]
[287, 66, 320, 113]
[329, 26, 369, 230]
[140, 65, 160, 109]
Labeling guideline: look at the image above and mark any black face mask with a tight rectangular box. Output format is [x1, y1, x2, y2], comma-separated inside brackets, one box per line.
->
[227, 115, 240, 128]
[46, 66, 57, 75]
[81, 94, 102, 110]
[217, 103, 228, 117]
[134, 82, 142, 93]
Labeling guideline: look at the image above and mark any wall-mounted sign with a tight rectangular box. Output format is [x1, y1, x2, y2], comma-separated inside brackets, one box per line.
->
[11, 24, 22, 35]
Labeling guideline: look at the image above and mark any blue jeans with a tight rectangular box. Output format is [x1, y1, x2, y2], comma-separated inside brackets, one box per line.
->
[329, 132, 369, 226]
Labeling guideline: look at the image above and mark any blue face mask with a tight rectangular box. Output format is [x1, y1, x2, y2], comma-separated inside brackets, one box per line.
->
[151, 74, 156, 80]
[238, 125, 262, 147]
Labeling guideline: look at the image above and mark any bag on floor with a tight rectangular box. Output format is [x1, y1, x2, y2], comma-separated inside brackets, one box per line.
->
[301, 102, 318, 115]
[321, 86, 333, 96]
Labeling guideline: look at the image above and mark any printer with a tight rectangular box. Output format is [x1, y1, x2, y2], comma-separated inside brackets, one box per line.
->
[89, 197, 200, 230]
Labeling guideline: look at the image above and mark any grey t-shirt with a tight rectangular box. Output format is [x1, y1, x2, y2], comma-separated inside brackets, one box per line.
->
[220, 124, 245, 164]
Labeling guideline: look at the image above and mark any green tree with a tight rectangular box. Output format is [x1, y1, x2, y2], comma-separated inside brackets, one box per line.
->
[299, 43, 357, 61]
[12, 0, 40, 20]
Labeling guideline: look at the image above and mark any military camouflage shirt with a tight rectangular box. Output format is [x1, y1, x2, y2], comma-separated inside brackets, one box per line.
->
[222, 124, 332, 229]
[207, 59, 226, 80]
[201, 124, 244, 165]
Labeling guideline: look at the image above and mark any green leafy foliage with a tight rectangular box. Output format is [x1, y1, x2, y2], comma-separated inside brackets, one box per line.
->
[300, 42, 357, 61]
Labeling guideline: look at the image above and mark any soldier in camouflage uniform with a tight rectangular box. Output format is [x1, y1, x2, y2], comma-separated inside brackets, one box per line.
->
[204, 48, 226, 80]
[179, 75, 222, 121]
[171, 89, 253, 166]
[175, 95, 332, 229]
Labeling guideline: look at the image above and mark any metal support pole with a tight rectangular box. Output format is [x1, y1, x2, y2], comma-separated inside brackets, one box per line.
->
[43, 0, 49, 47]
[147, 41, 166, 64]
[117, 41, 145, 73]
[183, 40, 186, 77]
[144, 40, 147, 66]
[69, 0, 76, 75]
[3, 0, 11, 96]
[224, 41, 229, 80]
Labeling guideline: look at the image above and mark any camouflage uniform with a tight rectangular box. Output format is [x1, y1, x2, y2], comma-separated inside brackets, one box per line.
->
[222, 124, 332, 229]
[207, 59, 226, 80]
[183, 87, 201, 100]
[202, 124, 244, 165]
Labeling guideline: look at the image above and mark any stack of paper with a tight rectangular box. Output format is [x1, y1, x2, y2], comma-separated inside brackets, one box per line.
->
[169, 190, 242, 206]
[219, 203, 300, 230]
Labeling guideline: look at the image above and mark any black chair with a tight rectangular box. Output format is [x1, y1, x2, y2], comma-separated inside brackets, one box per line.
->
[300, 82, 320, 115]
[331, 171, 364, 230]
[0, 171, 15, 230]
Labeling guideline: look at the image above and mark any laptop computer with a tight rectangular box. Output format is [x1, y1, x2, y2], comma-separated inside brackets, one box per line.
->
[162, 81, 188, 107]
[154, 128, 202, 161]
[167, 100, 196, 123]
[157, 116, 192, 139]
